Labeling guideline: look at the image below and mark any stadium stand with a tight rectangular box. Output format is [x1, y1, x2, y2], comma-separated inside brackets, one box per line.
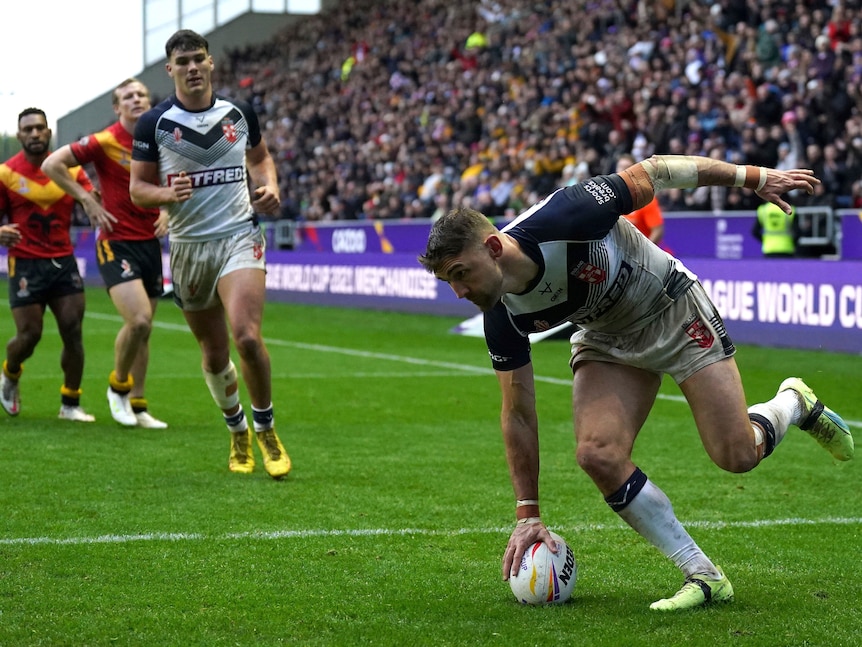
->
[62, 0, 862, 222]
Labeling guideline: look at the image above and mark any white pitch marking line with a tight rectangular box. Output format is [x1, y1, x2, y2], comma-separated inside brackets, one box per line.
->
[85, 312, 862, 429]
[2, 516, 861, 546]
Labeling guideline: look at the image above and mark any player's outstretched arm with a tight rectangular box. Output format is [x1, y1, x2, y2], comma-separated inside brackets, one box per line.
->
[620, 155, 820, 215]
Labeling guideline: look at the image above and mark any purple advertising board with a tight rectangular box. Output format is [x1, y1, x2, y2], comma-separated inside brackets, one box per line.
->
[3, 217, 859, 354]
[284, 209, 862, 260]
[684, 258, 862, 354]
[260, 251, 861, 353]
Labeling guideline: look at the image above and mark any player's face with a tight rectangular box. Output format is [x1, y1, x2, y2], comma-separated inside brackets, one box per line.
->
[114, 82, 151, 121]
[17, 114, 51, 156]
[436, 244, 505, 312]
[167, 47, 214, 98]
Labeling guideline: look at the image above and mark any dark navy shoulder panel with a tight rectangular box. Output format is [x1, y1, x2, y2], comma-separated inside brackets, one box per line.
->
[504, 174, 633, 246]
[131, 97, 175, 162]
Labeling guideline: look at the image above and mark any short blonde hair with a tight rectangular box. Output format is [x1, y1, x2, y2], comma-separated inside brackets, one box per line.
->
[112, 78, 149, 106]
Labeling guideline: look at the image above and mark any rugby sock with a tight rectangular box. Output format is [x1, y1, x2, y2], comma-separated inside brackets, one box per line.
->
[2, 360, 22, 380]
[60, 385, 83, 408]
[108, 370, 133, 395]
[748, 390, 797, 458]
[606, 468, 720, 579]
[224, 405, 248, 432]
[251, 403, 275, 432]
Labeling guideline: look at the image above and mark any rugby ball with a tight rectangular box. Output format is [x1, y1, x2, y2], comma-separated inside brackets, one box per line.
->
[509, 531, 577, 605]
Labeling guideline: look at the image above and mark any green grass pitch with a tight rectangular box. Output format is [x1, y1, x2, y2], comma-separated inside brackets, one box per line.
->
[0, 288, 860, 646]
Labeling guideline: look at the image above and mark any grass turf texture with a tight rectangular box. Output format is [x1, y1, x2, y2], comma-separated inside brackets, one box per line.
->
[0, 289, 860, 646]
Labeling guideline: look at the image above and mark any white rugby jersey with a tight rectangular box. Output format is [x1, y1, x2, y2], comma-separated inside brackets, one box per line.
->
[132, 94, 262, 242]
[484, 174, 697, 371]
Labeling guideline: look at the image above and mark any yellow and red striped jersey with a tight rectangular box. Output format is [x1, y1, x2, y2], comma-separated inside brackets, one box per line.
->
[70, 121, 160, 241]
[0, 152, 93, 259]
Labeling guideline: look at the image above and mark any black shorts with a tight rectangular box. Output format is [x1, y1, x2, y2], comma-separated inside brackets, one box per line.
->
[96, 238, 164, 297]
[7, 255, 84, 308]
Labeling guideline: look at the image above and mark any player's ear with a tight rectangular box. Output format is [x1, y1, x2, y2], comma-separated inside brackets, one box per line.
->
[484, 233, 504, 258]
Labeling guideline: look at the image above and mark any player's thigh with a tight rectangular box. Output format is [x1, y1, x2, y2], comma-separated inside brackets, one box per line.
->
[183, 305, 231, 370]
[679, 357, 754, 466]
[48, 292, 86, 338]
[108, 279, 154, 322]
[218, 268, 265, 333]
[572, 360, 661, 451]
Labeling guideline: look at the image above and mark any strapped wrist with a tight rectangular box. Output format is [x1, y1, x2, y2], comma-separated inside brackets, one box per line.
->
[516, 516, 542, 525]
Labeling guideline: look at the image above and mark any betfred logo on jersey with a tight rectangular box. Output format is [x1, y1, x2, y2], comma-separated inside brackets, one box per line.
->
[167, 166, 245, 187]
[222, 118, 237, 143]
[571, 261, 606, 284]
[683, 314, 715, 348]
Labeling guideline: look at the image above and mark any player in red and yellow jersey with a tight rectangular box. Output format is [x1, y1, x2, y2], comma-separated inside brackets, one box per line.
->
[0, 108, 96, 422]
[43, 79, 169, 429]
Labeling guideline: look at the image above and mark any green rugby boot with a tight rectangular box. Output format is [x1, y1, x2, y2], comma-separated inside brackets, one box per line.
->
[650, 567, 734, 612]
[779, 377, 854, 461]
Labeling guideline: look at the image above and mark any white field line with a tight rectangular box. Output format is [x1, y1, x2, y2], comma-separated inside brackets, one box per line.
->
[85, 312, 862, 429]
[2, 516, 861, 547]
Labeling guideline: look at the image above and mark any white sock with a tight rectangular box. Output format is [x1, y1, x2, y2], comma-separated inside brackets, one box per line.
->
[748, 389, 800, 450]
[616, 479, 720, 579]
[224, 406, 248, 433]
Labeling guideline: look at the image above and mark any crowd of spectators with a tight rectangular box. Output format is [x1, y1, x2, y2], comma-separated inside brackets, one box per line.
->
[212, 0, 862, 221]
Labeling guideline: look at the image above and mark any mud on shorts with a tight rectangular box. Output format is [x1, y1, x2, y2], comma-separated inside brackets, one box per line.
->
[97, 238, 164, 298]
[168, 226, 266, 311]
[569, 281, 736, 384]
[7, 255, 84, 308]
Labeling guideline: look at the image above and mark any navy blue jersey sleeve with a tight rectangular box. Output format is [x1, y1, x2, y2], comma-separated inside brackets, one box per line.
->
[131, 101, 168, 163]
[505, 174, 633, 242]
[484, 301, 531, 371]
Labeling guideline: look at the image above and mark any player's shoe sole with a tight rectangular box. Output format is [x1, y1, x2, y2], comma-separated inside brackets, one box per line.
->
[778, 377, 854, 461]
[650, 566, 734, 611]
[255, 428, 292, 480]
[58, 406, 95, 422]
[229, 428, 255, 474]
[135, 411, 168, 429]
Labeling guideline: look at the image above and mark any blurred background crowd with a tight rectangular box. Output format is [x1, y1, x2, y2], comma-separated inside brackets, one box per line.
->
[204, 0, 862, 221]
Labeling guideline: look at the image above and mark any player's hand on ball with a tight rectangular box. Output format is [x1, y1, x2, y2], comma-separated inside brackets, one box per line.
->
[503, 520, 555, 580]
[508, 531, 578, 605]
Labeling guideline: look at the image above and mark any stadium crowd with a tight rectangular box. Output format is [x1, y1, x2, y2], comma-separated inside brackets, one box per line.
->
[210, 0, 862, 221]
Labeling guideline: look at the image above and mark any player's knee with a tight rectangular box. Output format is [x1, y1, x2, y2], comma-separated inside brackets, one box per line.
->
[575, 442, 620, 482]
[710, 443, 758, 474]
[126, 313, 153, 339]
[231, 329, 263, 360]
[17, 326, 43, 349]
